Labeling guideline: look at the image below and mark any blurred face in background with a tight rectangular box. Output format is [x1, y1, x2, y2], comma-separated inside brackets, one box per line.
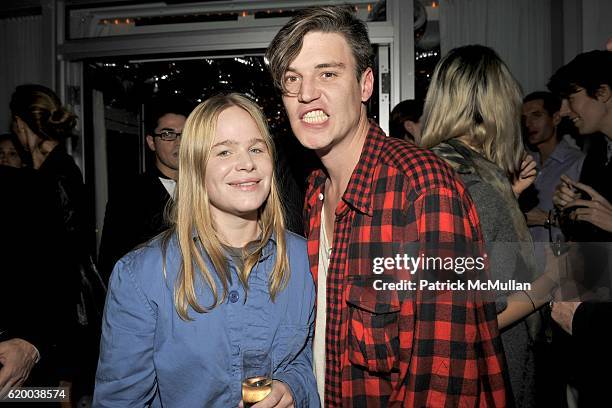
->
[146, 113, 186, 179]
[522, 99, 559, 146]
[404, 119, 422, 145]
[0, 139, 23, 168]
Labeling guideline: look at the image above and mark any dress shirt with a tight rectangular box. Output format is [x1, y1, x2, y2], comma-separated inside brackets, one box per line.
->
[94, 231, 318, 407]
[529, 139, 584, 244]
[303, 122, 508, 407]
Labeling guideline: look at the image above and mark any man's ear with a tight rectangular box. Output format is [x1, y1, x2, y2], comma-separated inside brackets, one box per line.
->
[146, 135, 156, 151]
[596, 84, 611, 104]
[360, 67, 374, 102]
[552, 111, 562, 127]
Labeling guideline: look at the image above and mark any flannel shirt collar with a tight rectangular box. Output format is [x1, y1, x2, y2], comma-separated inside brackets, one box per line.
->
[305, 121, 385, 217]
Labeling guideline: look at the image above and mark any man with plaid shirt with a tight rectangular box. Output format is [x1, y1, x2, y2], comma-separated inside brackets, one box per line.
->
[266, 5, 509, 407]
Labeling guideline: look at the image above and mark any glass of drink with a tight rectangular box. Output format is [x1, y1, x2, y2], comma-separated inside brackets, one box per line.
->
[241, 350, 272, 407]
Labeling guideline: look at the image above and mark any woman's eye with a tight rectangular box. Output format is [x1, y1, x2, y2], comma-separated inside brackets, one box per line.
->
[250, 147, 264, 154]
[217, 150, 231, 157]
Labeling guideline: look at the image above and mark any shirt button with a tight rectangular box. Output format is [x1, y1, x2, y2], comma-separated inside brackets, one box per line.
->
[229, 290, 239, 303]
[318, 193, 324, 201]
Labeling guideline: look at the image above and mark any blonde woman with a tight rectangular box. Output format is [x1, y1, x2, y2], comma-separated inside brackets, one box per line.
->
[94, 94, 318, 407]
[421, 45, 559, 408]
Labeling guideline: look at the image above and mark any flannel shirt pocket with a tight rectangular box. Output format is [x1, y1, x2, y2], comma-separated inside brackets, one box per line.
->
[345, 278, 401, 373]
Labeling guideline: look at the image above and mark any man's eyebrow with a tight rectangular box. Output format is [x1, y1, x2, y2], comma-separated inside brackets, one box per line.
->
[157, 127, 179, 132]
[285, 62, 346, 73]
[315, 62, 346, 70]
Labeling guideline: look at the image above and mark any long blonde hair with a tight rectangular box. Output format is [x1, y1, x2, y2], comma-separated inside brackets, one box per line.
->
[420, 45, 524, 177]
[163, 93, 289, 320]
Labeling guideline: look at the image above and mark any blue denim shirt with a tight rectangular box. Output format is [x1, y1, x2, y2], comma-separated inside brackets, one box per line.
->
[94, 231, 318, 408]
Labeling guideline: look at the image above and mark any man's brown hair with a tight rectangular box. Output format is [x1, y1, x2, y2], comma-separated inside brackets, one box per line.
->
[265, 5, 374, 94]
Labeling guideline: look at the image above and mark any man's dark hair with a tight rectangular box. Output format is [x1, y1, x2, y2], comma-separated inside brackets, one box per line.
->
[145, 97, 193, 135]
[390, 99, 423, 139]
[523, 91, 561, 116]
[265, 5, 374, 93]
[548, 50, 612, 98]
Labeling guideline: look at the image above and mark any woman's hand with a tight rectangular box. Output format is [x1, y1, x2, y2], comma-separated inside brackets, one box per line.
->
[0, 339, 38, 398]
[512, 154, 537, 197]
[240, 380, 294, 408]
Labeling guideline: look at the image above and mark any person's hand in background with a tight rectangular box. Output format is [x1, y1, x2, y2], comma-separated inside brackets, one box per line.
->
[0, 338, 39, 397]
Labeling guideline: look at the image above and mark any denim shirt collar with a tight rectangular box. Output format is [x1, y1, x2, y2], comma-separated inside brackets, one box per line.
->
[190, 230, 277, 264]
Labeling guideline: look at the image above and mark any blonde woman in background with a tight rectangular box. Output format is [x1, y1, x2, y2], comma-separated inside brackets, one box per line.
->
[94, 94, 318, 407]
[421, 45, 560, 407]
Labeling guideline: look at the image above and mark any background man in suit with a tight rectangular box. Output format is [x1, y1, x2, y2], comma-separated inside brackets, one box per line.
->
[98, 98, 192, 282]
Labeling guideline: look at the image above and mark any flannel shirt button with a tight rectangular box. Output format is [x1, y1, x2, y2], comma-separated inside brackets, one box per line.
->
[318, 193, 324, 201]
[229, 290, 239, 303]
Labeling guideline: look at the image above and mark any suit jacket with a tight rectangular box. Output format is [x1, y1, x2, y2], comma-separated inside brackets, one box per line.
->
[572, 302, 612, 406]
[98, 167, 172, 283]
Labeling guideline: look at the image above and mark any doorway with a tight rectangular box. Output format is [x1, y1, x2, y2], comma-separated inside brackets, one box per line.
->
[83, 49, 380, 248]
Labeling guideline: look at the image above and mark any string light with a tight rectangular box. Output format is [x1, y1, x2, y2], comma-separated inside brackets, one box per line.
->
[100, 18, 132, 25]
[416, 50, 439, 60]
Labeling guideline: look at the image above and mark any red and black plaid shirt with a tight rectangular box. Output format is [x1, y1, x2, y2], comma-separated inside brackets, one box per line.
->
[304, 122, 508, 407]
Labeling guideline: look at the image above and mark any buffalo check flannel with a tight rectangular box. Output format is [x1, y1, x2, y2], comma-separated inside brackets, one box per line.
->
[304, 122, 509, 407]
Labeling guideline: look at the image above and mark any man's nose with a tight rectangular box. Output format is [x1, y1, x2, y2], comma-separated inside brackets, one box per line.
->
[559, 99, 572, 117]
[298, 77, 321, 103]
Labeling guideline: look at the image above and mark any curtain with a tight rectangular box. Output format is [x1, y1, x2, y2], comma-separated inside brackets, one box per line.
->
[582, 0, 612, 52]
[0, 15, 45, 133]
[439, 0, 552, 94]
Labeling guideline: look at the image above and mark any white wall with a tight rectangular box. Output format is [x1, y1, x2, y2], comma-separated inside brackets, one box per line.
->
[581, 0, 612, 52]
[0, 15, 45, 133]
[439, 0, 553, 94]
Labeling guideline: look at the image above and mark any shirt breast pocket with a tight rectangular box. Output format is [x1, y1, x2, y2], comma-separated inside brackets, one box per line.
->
[345, 279, 401, 374]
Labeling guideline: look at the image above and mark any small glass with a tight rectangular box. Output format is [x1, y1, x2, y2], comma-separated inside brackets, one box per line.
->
[241, 350, 272, 407]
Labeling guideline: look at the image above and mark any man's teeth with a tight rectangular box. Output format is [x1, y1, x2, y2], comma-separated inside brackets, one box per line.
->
[302, 110, 329, 124]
